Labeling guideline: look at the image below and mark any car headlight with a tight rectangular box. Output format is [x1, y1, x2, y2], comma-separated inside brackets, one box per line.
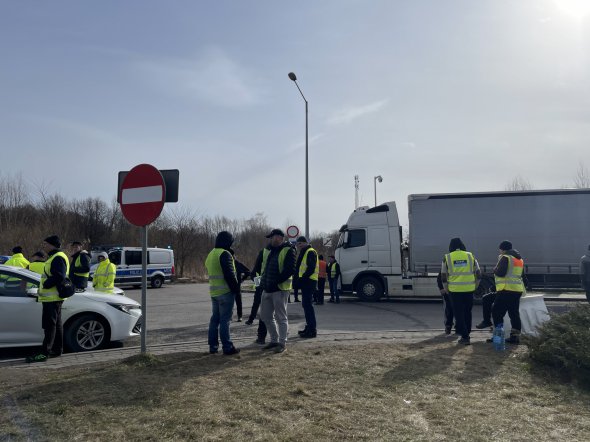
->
[107, 303, 139, 315]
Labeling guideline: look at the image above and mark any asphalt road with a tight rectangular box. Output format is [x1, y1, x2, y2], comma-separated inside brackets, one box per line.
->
[0, 283, 583, 360]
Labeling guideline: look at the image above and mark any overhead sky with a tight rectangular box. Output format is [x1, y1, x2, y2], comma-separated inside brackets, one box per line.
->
[1, 1, 589, 234]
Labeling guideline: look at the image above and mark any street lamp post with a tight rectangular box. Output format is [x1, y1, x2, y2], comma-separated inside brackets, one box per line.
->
[374, 175, 383, 207]
[288, 72, 309, 239]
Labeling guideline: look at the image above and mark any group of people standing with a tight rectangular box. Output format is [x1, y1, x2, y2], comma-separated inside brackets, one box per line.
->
[438, 238, 526, 346]
[205, 228, 343, 355]
[2, 237, 118, 363]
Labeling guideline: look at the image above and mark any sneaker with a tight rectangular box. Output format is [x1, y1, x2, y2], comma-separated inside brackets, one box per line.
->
[506, 335, 520, 345]
[300, 330, 317, 339]
[458, 337, 471, 345]
[255, 338, 266, 345]
[445, 326, 452, 335]
[298, 328, 309, 336]
[273, 344, 286, 354]
[263, 342, 280, 350]
[245, 319, 254, 326]
[25, 353, 48, 363]
[209, 348, 219, 354]
[223, 347, 240, 355]
[476, 321, 493, 329]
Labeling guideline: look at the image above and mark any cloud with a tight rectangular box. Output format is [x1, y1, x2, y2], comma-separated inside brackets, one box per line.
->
[400, 141, 416, 149]
[327, 99, 389, 125]
[136, 48, 266, 108]
[287, 133, 325, 153]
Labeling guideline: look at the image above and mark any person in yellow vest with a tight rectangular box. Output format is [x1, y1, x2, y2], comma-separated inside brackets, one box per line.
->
[294, 236, 320, 339]
[441, 237, 481, 345]
[259, 229, 296, 353]
[69, 241, 91, 290]
[26, 235, 69, 363]
[3, 246, 31, 290]
[205, 231, 240, 355]
[93, 252, 116, 293]
[27, 251, 46, 275]
[492, 240, 525, 344]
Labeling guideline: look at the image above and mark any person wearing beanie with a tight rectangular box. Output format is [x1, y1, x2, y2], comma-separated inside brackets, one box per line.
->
[294, 236, 320, 339]
[5, 246, 30, 269]
[26, 235, 69, 363]
[204, 231, 240, 355]
[491, 240, 526, 344]
[27, 251, 46, 275]
[69, 241, 91, 290]
[580, 245, 590, 304]
[440, 237, 481, 345]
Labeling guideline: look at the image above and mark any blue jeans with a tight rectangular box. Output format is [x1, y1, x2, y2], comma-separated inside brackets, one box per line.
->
[329, 279, 340, 301]
[208, 292, 235, 352]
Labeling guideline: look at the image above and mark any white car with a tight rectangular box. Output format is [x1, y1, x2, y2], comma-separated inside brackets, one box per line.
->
[0, 265, 142, 352]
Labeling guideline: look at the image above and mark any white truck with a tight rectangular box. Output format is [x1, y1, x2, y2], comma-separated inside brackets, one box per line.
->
[335, 189, 590, 301]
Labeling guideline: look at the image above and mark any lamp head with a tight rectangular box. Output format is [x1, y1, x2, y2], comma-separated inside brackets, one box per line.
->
[288, 72, 297, 81]
[376, 175, 383, 183]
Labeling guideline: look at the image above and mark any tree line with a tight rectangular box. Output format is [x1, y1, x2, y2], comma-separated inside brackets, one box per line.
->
[0, 173, 340, 279]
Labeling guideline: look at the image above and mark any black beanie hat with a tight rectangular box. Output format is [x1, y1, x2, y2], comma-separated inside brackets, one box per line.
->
[448, 237, 466, 252]
[499, 240, 512, 251]
[12, 246, 23, 254]
[44, 235, 61, 248]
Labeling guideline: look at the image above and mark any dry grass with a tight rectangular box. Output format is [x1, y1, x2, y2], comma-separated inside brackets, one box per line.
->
[1, 338, 590, 441]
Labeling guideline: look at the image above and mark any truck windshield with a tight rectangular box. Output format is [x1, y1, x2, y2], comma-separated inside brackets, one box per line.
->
[336, 232, 345, 249]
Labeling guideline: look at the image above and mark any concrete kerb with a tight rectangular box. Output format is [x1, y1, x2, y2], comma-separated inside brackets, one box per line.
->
[0, 329, 493, 371]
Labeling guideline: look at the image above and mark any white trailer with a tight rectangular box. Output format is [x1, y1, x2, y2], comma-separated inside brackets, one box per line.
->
[335, 189, 590, 301]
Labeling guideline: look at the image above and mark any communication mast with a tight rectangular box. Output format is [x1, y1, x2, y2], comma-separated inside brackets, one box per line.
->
[354, 175, 359, 209]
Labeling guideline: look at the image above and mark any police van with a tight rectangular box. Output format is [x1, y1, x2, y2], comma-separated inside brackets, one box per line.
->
[90, 247, 175, 288]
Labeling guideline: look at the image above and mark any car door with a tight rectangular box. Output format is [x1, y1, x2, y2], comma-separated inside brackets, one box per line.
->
[0, 269, 43, 346]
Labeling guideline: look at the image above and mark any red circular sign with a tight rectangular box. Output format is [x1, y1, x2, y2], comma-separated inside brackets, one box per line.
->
[119, 164, 166, 226]
[286, 225, 300, 238]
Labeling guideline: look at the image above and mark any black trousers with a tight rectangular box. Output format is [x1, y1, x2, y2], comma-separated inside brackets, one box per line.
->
[41, 301, 64, 355]
[315, 278, 326, 304]
[449, 292, 473, 339]
[441, 293, 454, 328]
[481, 292, 497, 323]
[585, 289, 590, 304]
[235, 291, 243, 319]
[492, 290, 522, 331]
[248, 287, 263, 323]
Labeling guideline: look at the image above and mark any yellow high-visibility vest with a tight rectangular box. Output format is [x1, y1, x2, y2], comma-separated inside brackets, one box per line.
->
[38, 251, 70, 302]
[205, 248, 236, 297]
[444, 250, 476, 293]
[261, 247, 293, 291]
[93, 260, 116, 293]
[495, 255, 524, 292]
[299, 247, 319, 281]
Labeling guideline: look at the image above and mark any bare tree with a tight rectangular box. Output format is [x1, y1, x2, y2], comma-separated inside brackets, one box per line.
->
[505, 176, 533, 191]
[573, 162, 590, 189]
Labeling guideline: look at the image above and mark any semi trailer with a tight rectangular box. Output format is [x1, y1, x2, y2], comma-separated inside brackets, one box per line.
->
[335, 189, 590, 301]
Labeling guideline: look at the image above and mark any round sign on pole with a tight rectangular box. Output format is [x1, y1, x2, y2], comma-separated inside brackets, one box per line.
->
[119, 164, 166, 227]
[286, 225, 300, 239]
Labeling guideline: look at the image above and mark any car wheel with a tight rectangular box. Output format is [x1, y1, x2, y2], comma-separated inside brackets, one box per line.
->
[356, 276, 384, 301]
[65, 314, 109, 352]
[151, 276, 164, 289]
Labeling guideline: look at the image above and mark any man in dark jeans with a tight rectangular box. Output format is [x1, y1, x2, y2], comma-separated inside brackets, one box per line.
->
[580, 245, 590, 304]
[26, 235, 69, 363]
[327, 255, 341, 303]
[246, 245, 269, 344]
[230, 250, 250, 322]
[492, 240, 525, 344]
[294, 236, 319, 339]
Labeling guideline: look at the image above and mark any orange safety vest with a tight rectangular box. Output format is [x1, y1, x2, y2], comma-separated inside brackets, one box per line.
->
[318, 260, 327, 279]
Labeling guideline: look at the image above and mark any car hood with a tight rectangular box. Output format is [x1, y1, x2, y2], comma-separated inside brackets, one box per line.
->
[78, 290, 140, 307]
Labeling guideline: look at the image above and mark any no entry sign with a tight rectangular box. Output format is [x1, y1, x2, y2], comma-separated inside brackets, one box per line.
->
[286, 225, 300, 239]
[119, 164, 166, 226]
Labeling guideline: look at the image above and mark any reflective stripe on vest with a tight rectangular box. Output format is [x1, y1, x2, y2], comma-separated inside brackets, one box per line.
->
[261, 247, 292, 291]
[330, 263, 338, 278]
[74, 254, 90, 278]
[28, 261, 45, 275]
[205, 248, 236, 297]
[39, 251, 70, 302]
[93, 261, 116, 293]
[495, 255, 524, 292]
[299, 247, 319, 281]
[445, 250, 476, 293]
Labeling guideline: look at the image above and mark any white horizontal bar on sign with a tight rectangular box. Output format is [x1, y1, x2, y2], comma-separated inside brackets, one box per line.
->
[122, 185, 163, 205]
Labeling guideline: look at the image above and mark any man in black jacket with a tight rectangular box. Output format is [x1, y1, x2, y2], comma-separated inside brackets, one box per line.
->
[69, 241, 91, 290]
[246, 245, 268, 344]
[259, 229, 296, 353]
[294, 236, 319, 338]
[327, 255, 341, 303]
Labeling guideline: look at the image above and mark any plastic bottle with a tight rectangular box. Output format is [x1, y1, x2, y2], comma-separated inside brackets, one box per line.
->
[492, 324, 505, 351]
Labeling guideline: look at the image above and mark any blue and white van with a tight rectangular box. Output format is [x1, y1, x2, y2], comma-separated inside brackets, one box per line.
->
[91, 247, 175, 288]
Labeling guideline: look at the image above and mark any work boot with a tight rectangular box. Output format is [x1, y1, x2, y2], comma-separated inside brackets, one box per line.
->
[223, 347, 240, 356]
[273, 344, 286, 353]
[506, 331, 520, 345]
[444, 326, 452, 335]
[300, 329, 317, 339]
[457, 337, 471, 345]
[262, 342, 280, 350]
[476, 320, 493, 329]
[245, 319, 254, 326]
[255, 338, 265, 345]
[298, 325, 309, 336]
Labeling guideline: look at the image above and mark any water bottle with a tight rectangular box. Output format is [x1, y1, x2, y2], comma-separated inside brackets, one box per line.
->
[493, 324, 505, 351]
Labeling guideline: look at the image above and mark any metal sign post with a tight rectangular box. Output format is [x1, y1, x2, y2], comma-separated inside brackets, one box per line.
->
[141, 225, 148, 353]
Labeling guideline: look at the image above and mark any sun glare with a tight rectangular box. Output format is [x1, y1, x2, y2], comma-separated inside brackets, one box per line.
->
[554, 0, 590, 19]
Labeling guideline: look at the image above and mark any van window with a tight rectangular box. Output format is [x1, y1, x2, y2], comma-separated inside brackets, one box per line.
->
[149, 251, 170, 265]
[125, 251, 142, 266]
[347, 229, 366, 248]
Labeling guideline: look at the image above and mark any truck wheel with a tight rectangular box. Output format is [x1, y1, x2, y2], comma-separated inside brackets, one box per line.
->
[357, 276, 384, 301]
[474, 276, 495, 303]
[64, 314, 109, 352]
[151, 276, 164, 289]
